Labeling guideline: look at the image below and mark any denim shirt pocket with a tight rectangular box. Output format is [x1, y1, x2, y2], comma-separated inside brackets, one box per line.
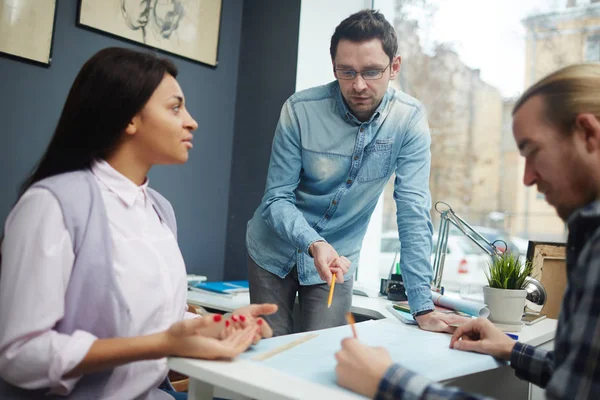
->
[357, 139, 393, 182]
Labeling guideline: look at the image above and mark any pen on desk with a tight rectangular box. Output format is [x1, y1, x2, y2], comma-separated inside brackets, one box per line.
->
[345, 312, 358, 338]
[327, 273, 337, 308]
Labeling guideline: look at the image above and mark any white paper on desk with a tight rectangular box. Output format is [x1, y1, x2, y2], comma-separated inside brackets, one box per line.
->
[432, 292, 490, 318]
[239, 319, 503, 391]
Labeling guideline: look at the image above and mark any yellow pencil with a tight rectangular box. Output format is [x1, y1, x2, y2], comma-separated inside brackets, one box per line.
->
[345, 312, 358, 338]
[327, 273, 337, 308]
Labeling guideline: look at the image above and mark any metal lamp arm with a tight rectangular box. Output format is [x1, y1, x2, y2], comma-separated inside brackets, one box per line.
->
[432, 202, 504, 291]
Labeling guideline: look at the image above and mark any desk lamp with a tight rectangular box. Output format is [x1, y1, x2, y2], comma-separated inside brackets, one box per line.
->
[431, 201, 547, 312]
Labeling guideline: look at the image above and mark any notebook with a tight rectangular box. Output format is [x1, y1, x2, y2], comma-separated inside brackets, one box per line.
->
[190, 280, 249, 295]
[392, 301, 471, 317]
[388, 301, 473, 326]
[387, 304, 418, 325]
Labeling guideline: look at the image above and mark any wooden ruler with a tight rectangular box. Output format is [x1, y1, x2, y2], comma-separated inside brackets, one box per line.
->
[252, 333, 319, 361]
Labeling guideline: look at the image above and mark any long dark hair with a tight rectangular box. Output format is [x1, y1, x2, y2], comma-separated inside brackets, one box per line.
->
[1, 47, 177, 270]
[19, 46, 178, 196]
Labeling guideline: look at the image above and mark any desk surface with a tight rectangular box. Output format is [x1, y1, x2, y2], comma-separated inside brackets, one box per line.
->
[186, 290, 557, 346]
[178, 290, 557, 399]
[187, 290, 393, 320]
[169, 356, 365, 400]
[174, 318, 498, 400]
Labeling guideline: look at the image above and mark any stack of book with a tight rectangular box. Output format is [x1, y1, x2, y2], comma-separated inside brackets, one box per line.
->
[388, 300, 472, 325]
[188, 280, 249, 298]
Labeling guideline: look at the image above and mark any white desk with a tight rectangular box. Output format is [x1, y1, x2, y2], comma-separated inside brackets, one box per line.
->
[186, 290, 395, 321]
[174, 290, 557, 400]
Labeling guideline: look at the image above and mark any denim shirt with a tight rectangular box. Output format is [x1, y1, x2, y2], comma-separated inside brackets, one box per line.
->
[246, 81, 434, 314]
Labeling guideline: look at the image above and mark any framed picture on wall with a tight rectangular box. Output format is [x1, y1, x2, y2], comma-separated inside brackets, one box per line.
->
[0, 0, 57, 66]
[77, 0, 223, 67]
[526, 241, 567, 319]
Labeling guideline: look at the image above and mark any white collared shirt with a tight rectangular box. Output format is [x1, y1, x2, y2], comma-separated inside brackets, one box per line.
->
[0, 160, 188, 398]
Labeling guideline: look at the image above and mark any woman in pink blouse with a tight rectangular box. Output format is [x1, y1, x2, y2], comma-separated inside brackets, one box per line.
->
[0, 47, 276, 400]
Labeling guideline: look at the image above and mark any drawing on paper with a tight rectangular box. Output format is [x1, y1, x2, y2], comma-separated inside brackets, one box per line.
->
[78, 0, 222, 66]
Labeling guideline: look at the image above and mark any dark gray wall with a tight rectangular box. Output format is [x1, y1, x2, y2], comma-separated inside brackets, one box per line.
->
[0, 0, 244, 280]
[223, 0, 302, 280]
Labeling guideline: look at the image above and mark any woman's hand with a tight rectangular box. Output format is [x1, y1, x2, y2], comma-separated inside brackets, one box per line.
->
[228, 303, 278, 344]
[163, 318, 257, 359]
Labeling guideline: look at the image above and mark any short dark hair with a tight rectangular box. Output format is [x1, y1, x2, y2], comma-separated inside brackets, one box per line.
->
[330, 9, 398, 62]
[19, 47, 177, 196]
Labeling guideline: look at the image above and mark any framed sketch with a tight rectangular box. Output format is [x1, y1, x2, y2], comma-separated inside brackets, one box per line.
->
[526, 241, 567, 319]
[0, 0, 57, 66]
[77, 0, 222, 67]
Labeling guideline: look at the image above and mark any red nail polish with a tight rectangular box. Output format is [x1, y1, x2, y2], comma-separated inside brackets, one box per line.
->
[225, 320, 230, 327]
[213, 314, 222, 322]
[239, 315, 246, 322]
[257, 319, 263, 325]
[231, 315, 238, 322]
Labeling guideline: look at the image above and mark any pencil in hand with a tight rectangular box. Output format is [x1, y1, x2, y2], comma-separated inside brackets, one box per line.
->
[345, 312, 358, 338]
[327, 273, 337, 309]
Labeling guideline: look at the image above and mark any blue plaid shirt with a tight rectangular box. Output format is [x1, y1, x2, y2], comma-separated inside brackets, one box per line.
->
[376, 201, 600, 399]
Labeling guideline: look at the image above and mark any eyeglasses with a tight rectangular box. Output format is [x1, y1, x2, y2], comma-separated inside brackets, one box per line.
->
[335, 64, 391, 80]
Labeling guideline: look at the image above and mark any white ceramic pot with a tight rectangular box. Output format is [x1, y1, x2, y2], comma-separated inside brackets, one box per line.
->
[483, 286, 526, 325]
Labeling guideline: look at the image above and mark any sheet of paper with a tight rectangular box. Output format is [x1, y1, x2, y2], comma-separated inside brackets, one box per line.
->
[239, 319, 504, 390]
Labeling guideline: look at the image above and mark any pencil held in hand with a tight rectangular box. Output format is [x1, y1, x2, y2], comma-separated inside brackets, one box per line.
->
[345, 312, 358, 338]
[327, 273, 337, 308]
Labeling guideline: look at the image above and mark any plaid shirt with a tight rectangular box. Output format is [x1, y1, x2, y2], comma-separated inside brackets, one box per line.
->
[376, 201, 600, 400]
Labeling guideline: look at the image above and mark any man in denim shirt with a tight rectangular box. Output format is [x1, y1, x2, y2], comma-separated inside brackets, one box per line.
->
[336, 64, 600, 399]
[246, 10, 460, 336]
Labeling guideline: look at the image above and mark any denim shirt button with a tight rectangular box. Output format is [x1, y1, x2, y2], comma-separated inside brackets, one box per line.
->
[332, 200, 337, 205]
[353, 155, 359, 160]
[346, 179, 353, 185]
[324, 214, 330, 219]
[297, 249, 302, 253]
[360, 127, 364, 132]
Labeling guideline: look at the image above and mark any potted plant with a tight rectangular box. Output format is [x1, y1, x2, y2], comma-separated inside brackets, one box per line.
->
[483, 251, 533, 327]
